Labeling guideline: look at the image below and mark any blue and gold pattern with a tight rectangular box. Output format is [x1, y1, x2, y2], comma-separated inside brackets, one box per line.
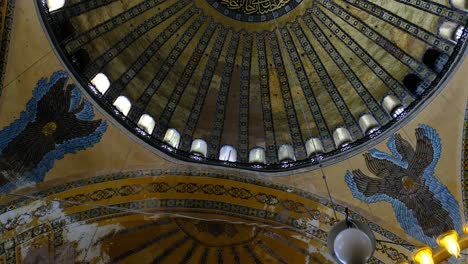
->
[0, 71, 107, 193]
[346, 124, 463, 246]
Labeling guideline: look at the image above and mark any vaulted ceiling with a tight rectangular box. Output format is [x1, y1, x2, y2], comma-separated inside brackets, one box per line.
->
[38, 0, 467, 171]
[0, 0, 467, 263]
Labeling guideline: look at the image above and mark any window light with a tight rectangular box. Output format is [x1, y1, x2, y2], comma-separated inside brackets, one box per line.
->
[113, 96, 131, 116]
[249, 147, 266, 164]
[46, 0, 65, 12]
[163, 128, 180, 149]
[137, 114, 155, 134]
[305, 137, 324, 157]
[91, 73, 110, 94]
[333, 127, 353, 148]
[278, 144, 296, 162]
[190, 139, 208, 157]
[219, 145, 237, 162]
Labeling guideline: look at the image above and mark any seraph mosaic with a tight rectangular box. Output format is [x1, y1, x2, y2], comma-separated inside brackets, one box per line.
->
[346, 124, 462, 247]
[0, 71, 107, 193]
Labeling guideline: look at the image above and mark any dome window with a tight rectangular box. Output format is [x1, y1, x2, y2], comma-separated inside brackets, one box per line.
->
[403, 74, 428, 96]
[137, 114, 156, 134]
[333, 127, 353, 148]
[91, 73, 110, 94]
[163, 128, 181, 149]
[113, 96, 131, 116]
[219, 145, 237, 162]
[438, 21, 465, 42]
[249, 147, 266, 165]
[422, 49, 449, 73]
[278, 144, 296, 162]
[358, 114, 380, 135]
[305, 137, 325, 157]
[46, 0, 65, 12]
[190, 139, 208, 157]
[382, 95, 405, 118]
[450, 0, 467, 12]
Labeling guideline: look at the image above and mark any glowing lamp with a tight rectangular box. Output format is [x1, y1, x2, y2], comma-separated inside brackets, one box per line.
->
[413, 247, 434, 264]
[463, 224, 468, 234]
[437, 230, 460, 258]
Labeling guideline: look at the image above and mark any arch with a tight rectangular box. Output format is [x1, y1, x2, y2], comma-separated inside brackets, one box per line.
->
[249, 147, 266, 164]
[91, 73, 110, 94]
[219, 145, 237, 162]
[438, 21, 465, 42]
[403, 74, 428, 96]
[113, 96, 132, 116]
[163, 129, 181, 149]
[278, 144, 296, 162]
[71, 49, 90, 71]
[333, 127, 353, 148]
[190, 139, 208, 157]
[358, 114, 380, 135]
[137, 114, 156, 135]
[422, 49, 449, 73]
[46, 0, 65, 12]
[305, 138, 324, 157]
[382, 95, 405, 118]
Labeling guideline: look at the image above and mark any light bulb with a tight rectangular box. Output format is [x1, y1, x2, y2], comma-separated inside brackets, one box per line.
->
[464, 224, 468, 234]
[437, 230, 461, 258]
[413, 247, 434, 264]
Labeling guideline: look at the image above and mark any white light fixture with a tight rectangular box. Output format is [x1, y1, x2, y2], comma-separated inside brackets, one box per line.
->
[328, 219, 376, 264]
[46, 0, 65, 12]
[91, 73, 110, 94]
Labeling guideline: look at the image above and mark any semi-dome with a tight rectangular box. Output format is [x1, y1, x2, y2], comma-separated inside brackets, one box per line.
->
[36, 0, 468, 172]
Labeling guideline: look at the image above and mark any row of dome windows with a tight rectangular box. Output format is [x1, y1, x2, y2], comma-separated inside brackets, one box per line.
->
[90, 73, 408, 164]
[43, 0, 468, 13]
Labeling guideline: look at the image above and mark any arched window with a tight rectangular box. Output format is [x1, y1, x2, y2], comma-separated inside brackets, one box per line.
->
[333, 127, 353, 148]
[438, 21, 465, 42]
[163, 128, 180, 149]
[46, 0, 65, 12]
[358, 114, 380, 135]
[72, 49, 90, 70]
[305, 137, 324, 157]
[249, 147, 266, 164]
[403, 74, 428, 96]
[278, 144, 296, 162]
[113, 96, 131, 116]
[450, 0, 467, 11]
[190, 139, 208, 157]
[219, 145, 237, 162]
[382, 95, 405, 118]
[137, 114, 156, 134]
[422, 49, 449, 73]
[91, 73, 110, 94]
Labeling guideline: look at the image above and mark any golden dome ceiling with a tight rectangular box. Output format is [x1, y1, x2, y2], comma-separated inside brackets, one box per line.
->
[37, 0, 468, 172]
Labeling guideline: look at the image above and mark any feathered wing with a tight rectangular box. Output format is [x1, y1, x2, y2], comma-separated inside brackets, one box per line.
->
[364, 153, 406, 179]
[407, 127, 435, 179]
[394, 133, 414, 164]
